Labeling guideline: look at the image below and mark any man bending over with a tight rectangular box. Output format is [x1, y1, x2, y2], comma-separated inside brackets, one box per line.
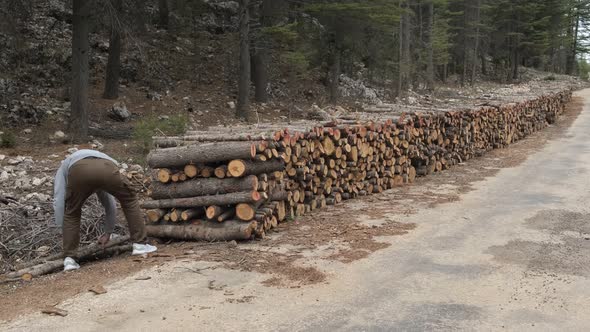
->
[54, 149, 156, 270]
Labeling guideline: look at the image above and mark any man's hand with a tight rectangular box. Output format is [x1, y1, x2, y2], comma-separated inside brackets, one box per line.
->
[98, 233, 111, 247]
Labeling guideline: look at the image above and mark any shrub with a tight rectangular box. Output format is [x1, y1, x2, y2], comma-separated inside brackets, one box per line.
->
[133, 114, 187, 153]
[0, 131, 16, 148]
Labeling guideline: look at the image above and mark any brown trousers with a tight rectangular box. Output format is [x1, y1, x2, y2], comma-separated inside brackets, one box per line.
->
[63, 158, 146, 257]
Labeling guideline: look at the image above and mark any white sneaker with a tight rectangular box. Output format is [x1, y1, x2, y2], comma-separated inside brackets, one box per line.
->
[132, 243, 157, 255]
[63, 257, 80, 271]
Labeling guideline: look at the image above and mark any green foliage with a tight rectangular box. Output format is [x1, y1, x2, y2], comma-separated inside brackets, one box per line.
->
[0, 130, 16, 148]
[433, 3, 453, 66]
[281, 51, 310, 78]
[263, 23, 299, 46]
[133, 114, 187, 153]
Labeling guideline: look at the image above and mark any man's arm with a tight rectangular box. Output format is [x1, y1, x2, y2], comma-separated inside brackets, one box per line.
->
[96, 191, 117, 233]
[53, 163, 68, 228]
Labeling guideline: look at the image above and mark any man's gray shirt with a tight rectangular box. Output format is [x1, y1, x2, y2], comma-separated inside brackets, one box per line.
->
[53, 149, 119, 233]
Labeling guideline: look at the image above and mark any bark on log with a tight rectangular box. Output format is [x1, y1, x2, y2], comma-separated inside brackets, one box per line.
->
[4, 236, 131, 279]
[181, 208, 205, 221]
[147, 141, 257, 168]
[141, 191, 261, 209]
[217, 208, 235, 222]
[149, 175, 258, 199]
[146, 220, 257, 241]
[206, 205, 223, 220]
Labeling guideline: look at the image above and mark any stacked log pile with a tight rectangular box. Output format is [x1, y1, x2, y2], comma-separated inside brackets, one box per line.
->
[141, 141, 289, 240]
[143, 90, 572, 241]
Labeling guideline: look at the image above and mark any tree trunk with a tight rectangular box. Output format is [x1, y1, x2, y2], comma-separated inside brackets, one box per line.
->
[251, 0, 272, 103]
[237, 0, 251, 120]
[141, 191, 261, 209]
[149, 175, 259, 199]
[158, 0, 169, 29]
[146, 220, 257, 241]
[470, 0, 481, 84]
[512, 47, 519, 81]
[566, 6, 580, 75]
[480, 54, 487, 76]
[461, 0, 471, 87]
[103, 0, 122, 99]
[147, 141, 256, 168]
[402, 2, 411, 93]
[251, 50, 269, 102]
[425, 1, 435, 91]
[397, 7, 403, 97]
[70, 0, 91, 142]
[329, 46, 340, 103]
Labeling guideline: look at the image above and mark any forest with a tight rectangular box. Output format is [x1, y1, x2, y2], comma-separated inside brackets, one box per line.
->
[0, 0, 589, 142]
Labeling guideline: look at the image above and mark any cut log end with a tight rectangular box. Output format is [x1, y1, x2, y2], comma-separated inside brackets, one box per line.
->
[184, 165, 199, 178]
[157, 169, 172, 183]
[236, 203, 256, 221]
[228, 159, 247, 177]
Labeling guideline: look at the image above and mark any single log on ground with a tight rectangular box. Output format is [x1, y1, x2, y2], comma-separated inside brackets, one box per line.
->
[147, 141, 257, 168]
[4, 236, 131, 279]
[149, 175, 258, 199]
[146, 220, 257, 241]
[227, 159, 285, 177]
[141, 191, 261, 209]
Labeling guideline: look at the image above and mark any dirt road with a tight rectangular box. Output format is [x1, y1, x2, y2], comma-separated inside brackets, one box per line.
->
[3, 90, 590, 331]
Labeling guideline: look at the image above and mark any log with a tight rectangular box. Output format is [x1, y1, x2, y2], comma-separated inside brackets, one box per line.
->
[217, 208, 235, 222]
[146, 209, 167, 223]
[184, 164, 199, 178]
[235, 203, 256, 221]
[170, 209, 182, 222]
[206, 205, 223, 220]
[227, 159, 285, 177]
[141, 191, 261, 209]
[152, 133, 273, 146]
[214, 165, 228, 178]
[149, 175, 258, 199]
[147, 141, 257, 168]
[181, 208, 205, 221]
[146, 220, 257, 241]
[200, 166, 214, 178]
[3, 236, 131, 279]
[157, 169, 173, 183]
